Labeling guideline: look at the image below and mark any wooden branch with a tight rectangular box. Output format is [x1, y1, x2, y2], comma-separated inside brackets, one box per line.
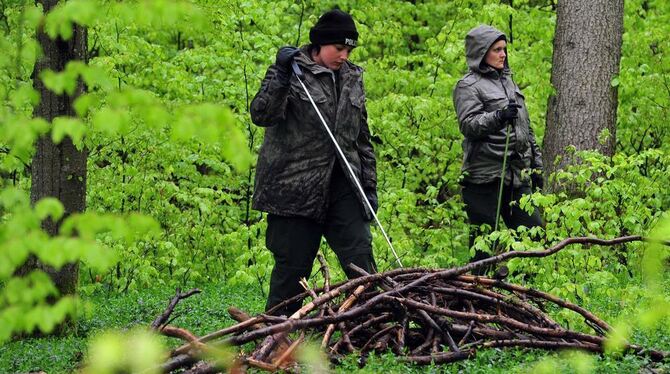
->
[172, 315, 270, 356]
[159, 234, 670, 372]
[460, 235, 648, 275]
[158, 354, 196, 373]
[458, 275, 612, 333]
[481, 339, 602, 353]
[385, 296, 604, 345]
[272, 332, 304, 368]
[161, 326, 200, 344]
[322, 284, 368, 348]
[317, 252, 331, 292]
[151, 288, 201, 330]
[399, 350, 474, 364]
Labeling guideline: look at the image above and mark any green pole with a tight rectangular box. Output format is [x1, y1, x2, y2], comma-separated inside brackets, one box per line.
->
[493, 123, 512, 236]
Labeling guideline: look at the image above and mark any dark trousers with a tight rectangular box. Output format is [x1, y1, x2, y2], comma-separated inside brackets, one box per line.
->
[265, 167, 376, 316]
[462, 181, 543, 271]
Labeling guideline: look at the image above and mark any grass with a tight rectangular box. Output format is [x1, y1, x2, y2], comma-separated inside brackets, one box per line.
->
[0, 280, 668, 373]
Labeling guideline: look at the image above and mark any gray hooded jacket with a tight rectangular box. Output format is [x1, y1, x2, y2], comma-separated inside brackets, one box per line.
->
[250, 46, 376, 222]
[452, 25, 542, 187]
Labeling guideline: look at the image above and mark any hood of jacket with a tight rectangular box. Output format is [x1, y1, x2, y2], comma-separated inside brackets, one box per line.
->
[465, 25, 509, 75]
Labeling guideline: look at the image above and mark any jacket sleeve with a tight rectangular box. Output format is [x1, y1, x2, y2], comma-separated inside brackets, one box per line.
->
[453, 81, 502, 140]
[358, 102, 377, 192]
[529, 125, 543, 170]
[249, 64, 291, 127]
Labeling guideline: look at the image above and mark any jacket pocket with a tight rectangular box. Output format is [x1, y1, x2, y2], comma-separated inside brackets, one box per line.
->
[350, 93, 364, 108]
[295, 84, 328, 104]
[289, 80, 329, 130]
[481, 91, 507, 111]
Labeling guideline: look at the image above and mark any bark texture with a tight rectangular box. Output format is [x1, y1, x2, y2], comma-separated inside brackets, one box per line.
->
[543, 0, 624, 188]
[16, 0, 88, 297]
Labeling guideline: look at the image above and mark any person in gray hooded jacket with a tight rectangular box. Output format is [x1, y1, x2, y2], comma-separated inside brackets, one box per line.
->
[453, 25, 543, 271]
[250, 9, 377, 316]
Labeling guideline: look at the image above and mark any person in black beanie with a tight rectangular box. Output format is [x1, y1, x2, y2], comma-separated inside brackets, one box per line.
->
[250, 9, 378, 317]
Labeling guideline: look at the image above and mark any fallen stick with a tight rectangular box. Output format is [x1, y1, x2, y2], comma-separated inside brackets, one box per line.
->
[157, 234, 669, 372]
[151, 288, 201, 330]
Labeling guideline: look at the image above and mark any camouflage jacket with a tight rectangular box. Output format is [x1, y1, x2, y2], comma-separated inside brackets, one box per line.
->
[250, 47, 376, 222]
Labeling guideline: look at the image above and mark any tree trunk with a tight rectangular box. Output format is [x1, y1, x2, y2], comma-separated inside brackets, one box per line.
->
[543, 0, 623, 189]
[16, 0, 88, 297]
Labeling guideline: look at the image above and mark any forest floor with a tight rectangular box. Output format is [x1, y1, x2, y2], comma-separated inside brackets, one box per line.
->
[1, 279, 668, 374]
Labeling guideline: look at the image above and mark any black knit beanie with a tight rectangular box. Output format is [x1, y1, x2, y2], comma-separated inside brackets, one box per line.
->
[309, 9, 358, 47]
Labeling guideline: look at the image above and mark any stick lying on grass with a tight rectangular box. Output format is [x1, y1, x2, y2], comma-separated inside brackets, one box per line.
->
[153, 235, 669, 372]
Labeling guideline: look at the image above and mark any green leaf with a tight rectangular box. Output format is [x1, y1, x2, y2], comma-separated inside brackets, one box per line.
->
[40, 69, 76, 96]
[85, 329, 164, 374]
[51, 117, 86, 147]
[73, 93, 101, 117]
[611, 76, 620, 87]
[34, 198, 65, 222]
[80, 65, 114, 91]
[171, 104, 251, 170]
[604, 322, 631, 354]
[44, 0, 101, 40]
[92, 108, 131, 136]
[10, 83, 40, 109]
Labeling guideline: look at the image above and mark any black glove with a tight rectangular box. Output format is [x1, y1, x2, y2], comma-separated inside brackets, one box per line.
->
[274, 46, 300, 83]
[531, 172, 544, 191]
[364, 187, 378, 216]
[496, 103, 521, 124]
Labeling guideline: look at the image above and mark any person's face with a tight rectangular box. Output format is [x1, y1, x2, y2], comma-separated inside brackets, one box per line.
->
[313, 44, 354, 70]
[485, 39, 507, 70]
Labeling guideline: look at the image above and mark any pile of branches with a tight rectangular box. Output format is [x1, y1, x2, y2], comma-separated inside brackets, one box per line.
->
[154, 236, 669, 373]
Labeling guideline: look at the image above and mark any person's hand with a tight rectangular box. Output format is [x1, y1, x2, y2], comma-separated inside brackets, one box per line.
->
[531, 172, 544, 191]
[496, 103, 521, 124]
[275, 46, 300, 72]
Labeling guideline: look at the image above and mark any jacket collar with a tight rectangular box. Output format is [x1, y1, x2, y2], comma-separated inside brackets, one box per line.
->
[294, 45, 361, 80]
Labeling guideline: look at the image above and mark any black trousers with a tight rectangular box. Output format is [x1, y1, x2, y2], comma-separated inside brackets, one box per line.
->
[462, 180, 543, 270]
[265, 167, 376, 316]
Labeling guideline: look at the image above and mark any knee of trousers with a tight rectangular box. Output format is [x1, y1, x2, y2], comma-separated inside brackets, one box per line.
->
[338, 250, 377, 277]
[335, 244, 373, 262]
[270, 263, 312, 282]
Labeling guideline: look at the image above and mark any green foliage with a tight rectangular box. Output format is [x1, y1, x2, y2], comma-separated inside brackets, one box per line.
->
[527, 351, 595, 374]
[83, 329, 164, 374]
[617, 0, 670, 153]
[0, 0, 248, 345]
[1, 281, 666, 373]
[0, 183, 162, 342]
[603, 215, 670, 355]
[0, 281, 264, 373]
[43, 0, 100, 40]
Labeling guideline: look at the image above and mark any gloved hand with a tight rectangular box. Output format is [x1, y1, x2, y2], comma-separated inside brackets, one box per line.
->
[364, 187, 378, 217]
[496, 103, 521, 125]
[274, 46, 300, 83]
[531, 172, 544, 191]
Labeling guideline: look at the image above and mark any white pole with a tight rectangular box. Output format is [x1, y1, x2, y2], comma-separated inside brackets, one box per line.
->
[292, 62, 403, 268]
